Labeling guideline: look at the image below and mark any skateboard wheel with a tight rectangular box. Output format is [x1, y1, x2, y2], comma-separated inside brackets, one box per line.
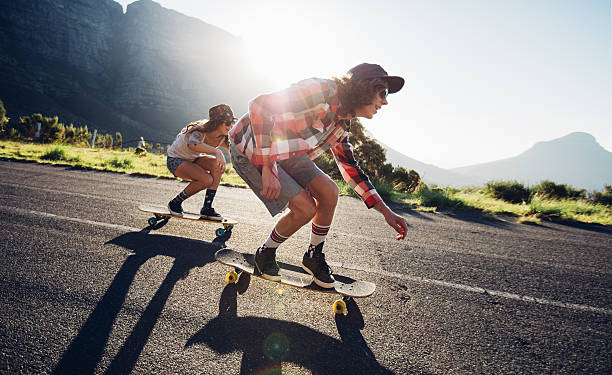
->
[148, 217, 157, 226]
[225, 270, 238, 284]
[332, 299, 347, 314]
[215, 228, 225, 237]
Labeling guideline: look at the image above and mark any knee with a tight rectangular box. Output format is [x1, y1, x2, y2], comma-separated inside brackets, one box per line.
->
[290, 195, 316, 223]
[318, 180, 339, 208]
[194, 173, 213, 187]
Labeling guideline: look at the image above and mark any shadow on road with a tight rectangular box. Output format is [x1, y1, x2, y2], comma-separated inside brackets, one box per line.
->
[551, 220, 612, 234]
[389, 201, 514, 230]
[51, 231, 219, 375]
[186, 284, 395, 375]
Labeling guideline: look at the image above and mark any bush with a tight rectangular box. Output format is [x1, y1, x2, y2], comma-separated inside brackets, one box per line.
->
[592, 185, 612, 206]
[533, 180, 584, 200]
[134, 146, 147, 155]
[114, 132, 123, 149]
[485, 181, 531, 204]
[0, 99, 8, 138]
[105, 156, 134, 169]
[392, 167, 421, 193]
[41, 146, 67, 161]
[414, 184, 464, 209]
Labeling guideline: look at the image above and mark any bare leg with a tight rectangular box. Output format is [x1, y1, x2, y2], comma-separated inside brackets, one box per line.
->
[272, 190, 315, 237]
[195, 156, 222, 189]
[307, 174, 339, 227]
[174, 161, 213, 196]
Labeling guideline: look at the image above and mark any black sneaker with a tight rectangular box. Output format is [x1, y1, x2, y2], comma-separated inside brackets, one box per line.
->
[168, 200, 183, 216]
[200, 207, 223, 221]
[302, 248, 335, 288]
[254, 246, 281, 281]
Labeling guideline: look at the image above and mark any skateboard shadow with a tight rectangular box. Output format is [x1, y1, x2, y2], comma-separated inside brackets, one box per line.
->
[51, 231, 219, 375]
[186, 284, 395, 375]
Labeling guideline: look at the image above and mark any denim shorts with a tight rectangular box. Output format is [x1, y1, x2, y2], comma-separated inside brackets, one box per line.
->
[230, 144, 324, 216]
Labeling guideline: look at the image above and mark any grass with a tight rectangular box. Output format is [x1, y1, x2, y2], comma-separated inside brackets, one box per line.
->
[0, 140, 246, 186]
[1, 140, 610, 226]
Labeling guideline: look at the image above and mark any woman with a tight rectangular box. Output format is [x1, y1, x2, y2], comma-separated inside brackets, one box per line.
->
[230, 63, 408, 287]
[166, 104, 236, 220]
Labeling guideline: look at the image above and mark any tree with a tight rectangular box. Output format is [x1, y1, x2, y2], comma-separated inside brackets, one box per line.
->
[354, 138, 387, 178]
[0, 99, 8, 137]
[392, 167, 422, 193]
[18, 114, 64, 143]
[114, 132, 123, 149]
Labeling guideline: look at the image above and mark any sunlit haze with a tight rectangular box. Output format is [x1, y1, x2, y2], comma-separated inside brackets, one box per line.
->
[116, 0, 612, 169]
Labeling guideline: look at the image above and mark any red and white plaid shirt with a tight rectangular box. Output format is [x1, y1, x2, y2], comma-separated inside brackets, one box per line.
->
[230, 78, 382, 208]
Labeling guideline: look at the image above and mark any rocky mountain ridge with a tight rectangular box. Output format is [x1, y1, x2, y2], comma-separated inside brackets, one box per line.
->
[0, 0, 269, 143]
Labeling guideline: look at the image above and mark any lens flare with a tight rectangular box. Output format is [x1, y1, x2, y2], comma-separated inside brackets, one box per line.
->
[262, 332, 290, 361]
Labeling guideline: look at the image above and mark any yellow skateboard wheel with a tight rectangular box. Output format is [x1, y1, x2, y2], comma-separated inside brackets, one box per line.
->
[225, 270, 238, 284]
[332, 299, 347, 314]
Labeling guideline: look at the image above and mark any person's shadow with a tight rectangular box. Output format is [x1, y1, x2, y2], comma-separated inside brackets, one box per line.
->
[51, 230, 219, 375]
[187, 283, 395, 375]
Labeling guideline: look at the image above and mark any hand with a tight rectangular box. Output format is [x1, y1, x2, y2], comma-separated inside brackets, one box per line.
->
[215, 150, 226, 173]
[376, 202, 408, 240]
[384, 211, 408, 240]
[261, 165, 280, 200]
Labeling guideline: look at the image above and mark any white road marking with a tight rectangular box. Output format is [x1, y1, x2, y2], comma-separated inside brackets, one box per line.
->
[5, 206, 141, 233]
[4, 206, 611, 316]
[334, 262, 612, 315]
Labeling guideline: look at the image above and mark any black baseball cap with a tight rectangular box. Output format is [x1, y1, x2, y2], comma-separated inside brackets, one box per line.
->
[347, 63, 405, 93]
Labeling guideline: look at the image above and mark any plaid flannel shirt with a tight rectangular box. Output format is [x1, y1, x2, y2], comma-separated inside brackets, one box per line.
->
[230, 78, 382, 208]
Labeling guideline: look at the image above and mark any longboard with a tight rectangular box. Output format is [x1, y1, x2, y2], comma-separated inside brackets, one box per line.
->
[138, 204, 237, 246]
[215, 248, 376, 314]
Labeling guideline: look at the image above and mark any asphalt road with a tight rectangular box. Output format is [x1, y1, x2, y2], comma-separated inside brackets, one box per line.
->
[0, 160, 610, 374]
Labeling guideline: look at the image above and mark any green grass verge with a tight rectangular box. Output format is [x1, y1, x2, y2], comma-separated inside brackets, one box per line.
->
[0, 140, 246, 187]
[2, 140, 610, 225]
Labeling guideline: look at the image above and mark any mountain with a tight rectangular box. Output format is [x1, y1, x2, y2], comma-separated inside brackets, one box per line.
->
[451, 132, 612, 191]
[0, 0, 272, 143]
[376, 138, 485, 187]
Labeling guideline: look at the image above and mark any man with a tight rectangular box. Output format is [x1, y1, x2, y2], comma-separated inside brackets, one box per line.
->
[230, 63, 408, 288]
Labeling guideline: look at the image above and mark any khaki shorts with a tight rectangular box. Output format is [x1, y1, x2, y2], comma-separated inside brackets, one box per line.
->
[230, 144, 324, 216]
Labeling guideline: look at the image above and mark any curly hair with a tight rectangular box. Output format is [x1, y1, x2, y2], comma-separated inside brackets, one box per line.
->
[178, 119, 230, 149]
[332, 75, 388, 117]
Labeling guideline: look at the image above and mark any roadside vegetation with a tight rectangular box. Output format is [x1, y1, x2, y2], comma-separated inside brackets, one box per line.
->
[1, 99, 610, 225]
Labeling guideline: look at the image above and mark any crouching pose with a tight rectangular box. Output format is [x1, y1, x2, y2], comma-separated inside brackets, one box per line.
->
[166, 104, 236, 220]
[229, 63, 408, 287]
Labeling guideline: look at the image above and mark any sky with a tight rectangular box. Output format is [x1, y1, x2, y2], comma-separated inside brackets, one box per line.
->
[116, 0, 612, 169]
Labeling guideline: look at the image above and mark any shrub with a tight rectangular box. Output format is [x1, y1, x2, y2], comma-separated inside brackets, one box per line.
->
[392, 167, 421, 193]
[41, 146, 67, 161]
[414, 184, 464, 209]
[105, 156, 134, 169]
[114, 132, 123, 149]
[532, 180, 584, 199]
[0, 99, 8, 137]
[134, 146, 147, 155]
[592, 185, 612, 206]
[485, 181, 531, 204]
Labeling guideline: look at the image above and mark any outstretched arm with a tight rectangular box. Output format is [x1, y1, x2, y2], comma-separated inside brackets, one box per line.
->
[374, 200, 408, 240]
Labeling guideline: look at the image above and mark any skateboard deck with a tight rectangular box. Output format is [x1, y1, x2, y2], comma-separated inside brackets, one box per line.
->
[215, 248, 376, 314]
[138, 204, 237, 225]
[138, 204, 237, 246]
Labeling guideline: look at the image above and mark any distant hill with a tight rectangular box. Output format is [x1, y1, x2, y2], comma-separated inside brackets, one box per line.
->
[375, 137, 484, 187]
[0, 0, 272, 144]
[372, 132, 611, 191]
[452, 132, 612, 191]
